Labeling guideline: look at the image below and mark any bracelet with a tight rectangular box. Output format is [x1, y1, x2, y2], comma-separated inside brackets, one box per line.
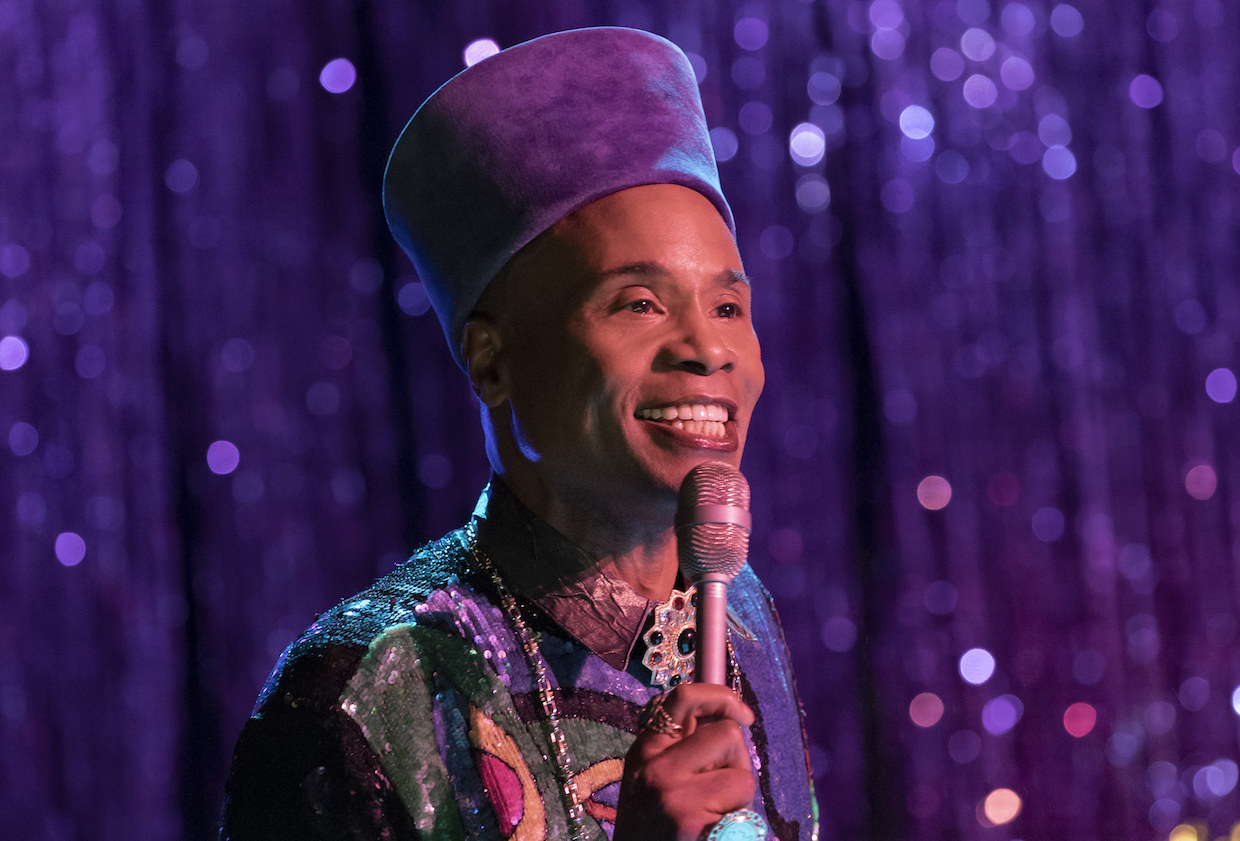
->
[704, 809, 768, 841]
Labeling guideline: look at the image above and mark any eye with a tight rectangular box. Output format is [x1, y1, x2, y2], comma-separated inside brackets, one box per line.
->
[716, 302, 741, 319]
[626, 299, 655, 314]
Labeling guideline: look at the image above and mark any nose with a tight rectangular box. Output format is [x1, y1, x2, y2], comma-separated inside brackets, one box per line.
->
[659, 309, 737, 375]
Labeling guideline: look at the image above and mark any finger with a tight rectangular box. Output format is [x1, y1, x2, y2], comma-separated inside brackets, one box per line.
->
[631, 685, 753, 764]
[648, 717, 754, 776]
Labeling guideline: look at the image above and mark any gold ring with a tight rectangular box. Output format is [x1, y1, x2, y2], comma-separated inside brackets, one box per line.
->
[639, 692, 684, 737]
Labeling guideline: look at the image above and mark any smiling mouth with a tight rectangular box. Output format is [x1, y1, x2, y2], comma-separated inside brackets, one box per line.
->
[635, 403, 732, 439]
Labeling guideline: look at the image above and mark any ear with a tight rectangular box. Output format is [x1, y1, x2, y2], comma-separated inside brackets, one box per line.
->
[461, 318, 510, 408]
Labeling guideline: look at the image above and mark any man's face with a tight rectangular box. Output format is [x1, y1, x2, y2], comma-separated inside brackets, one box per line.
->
[487, 183, 765, 514]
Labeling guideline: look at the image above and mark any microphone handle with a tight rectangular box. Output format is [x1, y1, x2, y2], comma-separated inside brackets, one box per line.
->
[695, 574, 730, 685]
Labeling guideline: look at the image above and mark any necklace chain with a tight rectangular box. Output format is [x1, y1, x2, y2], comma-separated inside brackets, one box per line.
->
[464, 525, 745, 841]
[466, 526, 591, 841]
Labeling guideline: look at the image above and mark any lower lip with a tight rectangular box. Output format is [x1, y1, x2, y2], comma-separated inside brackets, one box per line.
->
[641, 419, 739, 452]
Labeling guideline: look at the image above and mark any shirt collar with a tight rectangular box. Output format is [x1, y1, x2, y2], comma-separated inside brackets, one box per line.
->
[471, 478, 654, 671]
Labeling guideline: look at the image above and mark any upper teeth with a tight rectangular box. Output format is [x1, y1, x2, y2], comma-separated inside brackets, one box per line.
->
[637, 404, 729, 422]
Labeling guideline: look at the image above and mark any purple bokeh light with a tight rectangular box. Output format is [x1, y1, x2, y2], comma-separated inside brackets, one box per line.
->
[319, 57, 357, 94]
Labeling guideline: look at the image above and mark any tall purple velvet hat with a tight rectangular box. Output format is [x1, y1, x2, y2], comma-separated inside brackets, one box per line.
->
[383, 27, 733, 368]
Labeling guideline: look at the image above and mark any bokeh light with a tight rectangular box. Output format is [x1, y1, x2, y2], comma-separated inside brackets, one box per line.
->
[871, 28, 906, 61]
[55, 532, 86, 567]
[0, 243, 32, 277]
[0, 335, 29, 370]
[1031, 506, 1065, 541]
[1050, 4, 1085, 37]
[807, 71, 841, 105]
[1002, 4, 1036, 36]
[795, 174, 831, 212]
[930, 47, 964, 81]
[463, 38, 500, 67]
[789, 123, 826, 166]
[710, 127, 739, 162]
[319, 57, 357, 94]
[960, 28, 995, 61]
[962, 74, 998, 108]
[1184, 465, 1217, 500]
[898, 105, 934, 139]
[164, 159, 198, 193]
[1000, 56, 1035, 90]
[738, 101, 773, 135]
[8, 421, 38, 456]
[916, 475, 951, 510]
[1168, 824, 1199, 841]
[982, 788, 1022, 825]
[1129, 74, 1164, 108]
[733, 17, 768, 51]
[1205, 367, 1237, 402]
[959, 648, 996, 684]
[1192, 760, 1239, 799]
[869, 0, 904, 28]
[982, 694, 1024, 735]
[207, 440, 241, 475]
[1064, 702, 1097, 737]
[909, 692, 945, 727]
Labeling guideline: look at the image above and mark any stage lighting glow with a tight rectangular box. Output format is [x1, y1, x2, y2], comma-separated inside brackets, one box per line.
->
[55, 532, 86, 567]
[1000, 56, 1035, 90]
[982, 788, 1021, 825]
[709, 127, 739, 162]
[207, 440, 241, 475]
[1042, 145, 1077, 180]
[164, 158, 198, 193]
[1185, 465, 1217, 500]
[319, 57, 356, 94]
[982, 694, 1024, 735]
[8, 421, 37, 456]
[463, 39, 500, 67]
[959, 648, 995, 685]
[0, 335, 29, 370]
[1063, 702, 1097, 737]
[1050, 4, 1085, 37]
[1206, 368, 1237, 402]
[917, 475, 951, 510]
[962, 74, 998, 108]
[909, 692, 944, 727]
[899, 105, 934, 140]
[1129, 74, 1164, 109]
[930, 47, 964, 81]
[789, 123, 826, 165]
[960, 28, 995, 62]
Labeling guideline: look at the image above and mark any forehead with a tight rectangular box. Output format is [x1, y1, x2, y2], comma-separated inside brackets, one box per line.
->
[486, 184, 745, 325]
[551, 183, 741, 273]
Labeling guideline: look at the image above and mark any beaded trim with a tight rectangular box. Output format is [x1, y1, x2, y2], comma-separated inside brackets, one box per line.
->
[466, 526, 591, 841]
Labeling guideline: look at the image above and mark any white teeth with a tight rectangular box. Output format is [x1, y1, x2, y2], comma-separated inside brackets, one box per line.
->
[637, 403, 731, 423]
[674, 419, 728, 438]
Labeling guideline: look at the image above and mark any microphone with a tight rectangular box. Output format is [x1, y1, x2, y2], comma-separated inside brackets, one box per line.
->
[675, 462, 769, 841]
[676, 460, 751, 685]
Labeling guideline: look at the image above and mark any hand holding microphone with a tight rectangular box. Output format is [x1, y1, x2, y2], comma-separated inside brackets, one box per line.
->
[615, 462, 768, 841]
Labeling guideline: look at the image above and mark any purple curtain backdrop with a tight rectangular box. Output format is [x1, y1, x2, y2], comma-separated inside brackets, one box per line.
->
[3, 1, 1238, 839]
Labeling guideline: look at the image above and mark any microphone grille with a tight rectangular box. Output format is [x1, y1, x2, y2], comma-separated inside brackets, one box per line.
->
[677, 461, 751, 581]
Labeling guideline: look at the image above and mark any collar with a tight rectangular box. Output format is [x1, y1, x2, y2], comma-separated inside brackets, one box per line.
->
[471, 478, 655, 671]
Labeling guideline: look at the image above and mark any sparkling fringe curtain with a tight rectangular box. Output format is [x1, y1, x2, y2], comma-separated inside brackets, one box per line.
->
[2, 1, 1237, 839]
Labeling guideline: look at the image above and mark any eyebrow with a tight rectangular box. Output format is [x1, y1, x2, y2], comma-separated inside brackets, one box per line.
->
[596, 261, 753, 287]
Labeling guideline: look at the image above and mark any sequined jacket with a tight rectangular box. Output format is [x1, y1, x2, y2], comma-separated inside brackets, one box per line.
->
[220, 483, 817, 841]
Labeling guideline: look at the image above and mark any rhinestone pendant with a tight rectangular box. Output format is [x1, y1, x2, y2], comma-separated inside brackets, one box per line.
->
[641, 586, 697, 690]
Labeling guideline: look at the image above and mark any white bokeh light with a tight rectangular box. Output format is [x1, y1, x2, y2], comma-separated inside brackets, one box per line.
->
[899, 105, 935, 139]
[463, 38, 500, 67]
[959, 647, 997, 684]
[789, 123, 826, 166]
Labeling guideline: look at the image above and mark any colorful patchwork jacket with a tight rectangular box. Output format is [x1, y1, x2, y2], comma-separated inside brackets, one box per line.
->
[220, 481, 817, 840]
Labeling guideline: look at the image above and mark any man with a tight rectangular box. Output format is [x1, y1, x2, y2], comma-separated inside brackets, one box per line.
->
[221, 27, 815, 841]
